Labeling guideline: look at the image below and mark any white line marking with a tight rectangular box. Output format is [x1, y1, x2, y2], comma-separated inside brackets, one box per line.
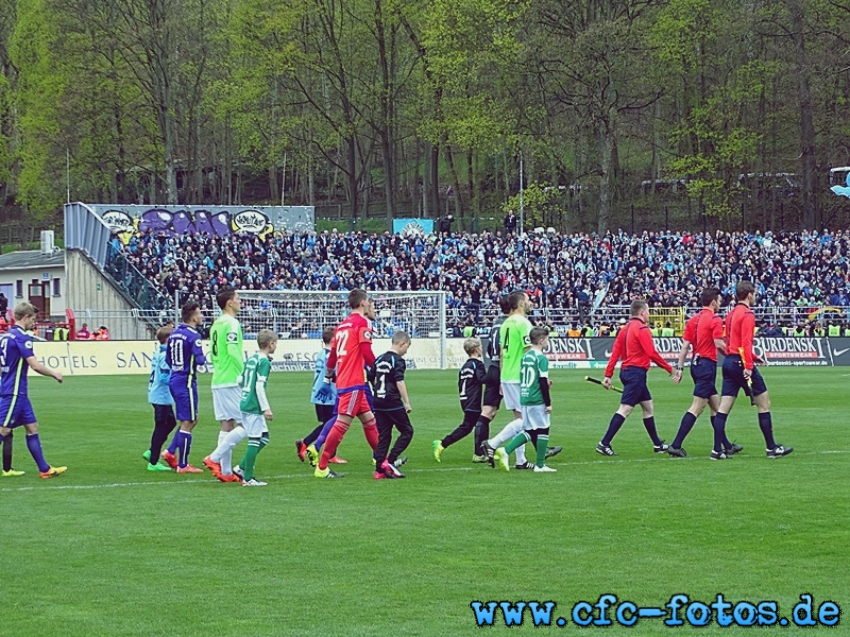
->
[0, 466, 474, 492]
[0, 450, 845, 492]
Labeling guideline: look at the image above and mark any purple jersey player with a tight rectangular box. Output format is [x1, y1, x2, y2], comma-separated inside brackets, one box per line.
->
[0, 302, 66, 478]
[164, 302, 207, 473]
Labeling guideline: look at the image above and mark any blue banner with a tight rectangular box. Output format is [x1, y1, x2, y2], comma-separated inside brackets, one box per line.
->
[393, 218, 434, 236]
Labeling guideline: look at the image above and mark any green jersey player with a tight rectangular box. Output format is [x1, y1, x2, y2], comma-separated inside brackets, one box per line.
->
[203, 287, 247, 482]
[482, 291, 534, 468]
[236, 329, 278, 486]
[493, 327, 556, 473]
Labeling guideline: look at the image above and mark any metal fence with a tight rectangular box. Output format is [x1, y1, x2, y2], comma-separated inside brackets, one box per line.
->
[71, 304, 849, 340]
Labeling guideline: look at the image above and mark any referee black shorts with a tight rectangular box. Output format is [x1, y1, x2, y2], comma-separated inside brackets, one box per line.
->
[721, 354, 767, 398]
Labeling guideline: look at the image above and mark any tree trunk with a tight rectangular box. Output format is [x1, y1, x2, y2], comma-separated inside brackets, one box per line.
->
[430, 143, 440, 220]
[596, 124, 615, 233]
[445, 141, 462, 221]
[791, 0, 818, 229]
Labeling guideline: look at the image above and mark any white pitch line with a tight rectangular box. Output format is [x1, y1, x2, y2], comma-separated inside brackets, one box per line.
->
[0, 465, 474, 493]
[0, 450, 846, 493]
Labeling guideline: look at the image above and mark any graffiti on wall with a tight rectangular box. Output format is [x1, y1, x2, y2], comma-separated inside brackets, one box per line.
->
[97, 205, 314, 243]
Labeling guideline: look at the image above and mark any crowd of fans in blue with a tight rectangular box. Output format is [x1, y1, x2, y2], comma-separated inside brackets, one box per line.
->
[118, 226, 850, 318]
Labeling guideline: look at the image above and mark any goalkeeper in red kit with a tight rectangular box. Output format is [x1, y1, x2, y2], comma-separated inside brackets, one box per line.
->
[314, 289, 379, 478]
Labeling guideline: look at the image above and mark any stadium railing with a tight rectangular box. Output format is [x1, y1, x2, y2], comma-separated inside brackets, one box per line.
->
[65, 202, 173, 337]
[77, 304, 849, 339]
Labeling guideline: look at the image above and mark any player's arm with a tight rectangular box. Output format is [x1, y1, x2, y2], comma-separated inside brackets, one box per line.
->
[359, 327, 375, 367]
[674, 339, 691, 384]
[712, 317, 725, 359]
[395, 358, 411, 412]
[603, 330, 623, 382]
[474, 361, 489, 385]
[741, 312, 756, 370]
[225, 328, 242, 366]
[641, 327, 673, 374]
[256, 361, 272, 419]
[325, 337, 338, 381]
[538, 359, 551, 412]
[158, 357, 171, 384]
[192, 338, 207, 367]
[25, 355, 62, 383]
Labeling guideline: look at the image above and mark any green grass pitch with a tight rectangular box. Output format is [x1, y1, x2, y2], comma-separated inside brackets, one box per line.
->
[3, 367, 848, 636]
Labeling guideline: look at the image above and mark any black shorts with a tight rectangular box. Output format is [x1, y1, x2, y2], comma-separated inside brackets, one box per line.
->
[375, 408, 413, 431]
[315, 403, 334, 424]
[483, 383, 502, 408]
[690, 357, 718, 399]
[721, 354, 767, 398]
[619, 367, 651, 406]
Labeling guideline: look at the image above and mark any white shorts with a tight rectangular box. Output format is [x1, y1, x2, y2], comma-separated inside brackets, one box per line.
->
[521, 404, 550, 431]
[241, 412, 269, 437]
[501, 382, 521, 411]
[212, 386, 242, 422]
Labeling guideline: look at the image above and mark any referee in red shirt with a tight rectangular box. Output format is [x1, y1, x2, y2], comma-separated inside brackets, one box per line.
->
[669, 287, 743, 458]
[713, 281, 793, 459]
[597, 299, 674, 456]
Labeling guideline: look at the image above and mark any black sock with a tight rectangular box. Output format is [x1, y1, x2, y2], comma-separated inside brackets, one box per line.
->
[602, 413, 626, 446]
[474, 415, 492, 454]
[303, 424, 324, 447]
[758, 412, 776, 449]
[712, 413, 729, 453]
[2, 431, 12, 472]
[643, 416, 663, 446]
[673, 412, 697, 449]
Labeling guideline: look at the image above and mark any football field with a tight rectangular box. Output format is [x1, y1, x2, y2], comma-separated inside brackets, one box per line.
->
[3, 367, 848, 636]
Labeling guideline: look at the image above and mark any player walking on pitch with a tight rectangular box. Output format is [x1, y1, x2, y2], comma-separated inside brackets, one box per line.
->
[596, 299, 674, 456]
[203, 287, 248, 481]
[0, 302, 66, 478]
[236, 329, 278, 486]
[166, 302, 207, 473]
[315, 289, 379, 479]
[481, 291, 535, 468]
[143, 325, 177, 471]
[372, 331, 413, 479]
[492, 327, 557, 473]
[471, 296, 510, 461]
[669, 287, 743, 458]
[712, 281, 793, 460]
[433, 338, 489, 461]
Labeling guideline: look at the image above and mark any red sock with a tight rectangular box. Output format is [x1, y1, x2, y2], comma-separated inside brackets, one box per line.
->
[320, 422, 348, 470]
[362, 416, 378, 450]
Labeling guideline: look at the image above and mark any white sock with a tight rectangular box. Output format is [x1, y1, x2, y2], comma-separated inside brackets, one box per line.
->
[490, 418, 524, 448]
[210, 430, 229, 462]
[212, 427, 247, 475]
[514, 442, 527, 465]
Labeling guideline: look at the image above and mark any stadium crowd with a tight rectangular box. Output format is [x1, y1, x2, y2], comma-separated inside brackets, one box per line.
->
[117, 227, 850, 316]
